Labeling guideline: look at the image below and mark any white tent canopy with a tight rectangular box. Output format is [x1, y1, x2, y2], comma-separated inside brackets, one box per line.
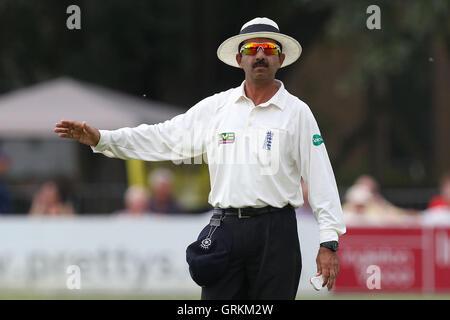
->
[0, 77, 185, 138]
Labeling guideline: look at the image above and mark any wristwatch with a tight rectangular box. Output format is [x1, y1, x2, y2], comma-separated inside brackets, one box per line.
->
[320, 241, 339, 252]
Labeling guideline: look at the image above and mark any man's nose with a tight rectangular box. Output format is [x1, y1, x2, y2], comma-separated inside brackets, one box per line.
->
[255, 46, 266, 58]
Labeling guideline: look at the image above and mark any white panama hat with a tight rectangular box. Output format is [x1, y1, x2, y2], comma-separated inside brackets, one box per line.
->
[217, 17, 302, 68]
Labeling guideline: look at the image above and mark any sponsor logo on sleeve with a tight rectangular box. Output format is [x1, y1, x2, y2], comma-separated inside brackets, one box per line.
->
[312, 134, 324, 146]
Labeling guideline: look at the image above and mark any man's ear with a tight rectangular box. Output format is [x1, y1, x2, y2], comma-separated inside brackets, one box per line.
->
[279, 53, 286, 67]
[236, 53, 243, 68]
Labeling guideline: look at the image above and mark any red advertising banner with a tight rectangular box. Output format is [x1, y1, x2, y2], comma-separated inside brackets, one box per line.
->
[433, 228, 450, 291]
[335, 226, 450, 292]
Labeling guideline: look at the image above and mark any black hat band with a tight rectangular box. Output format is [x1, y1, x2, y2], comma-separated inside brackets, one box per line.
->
[240, 24, 280, 34]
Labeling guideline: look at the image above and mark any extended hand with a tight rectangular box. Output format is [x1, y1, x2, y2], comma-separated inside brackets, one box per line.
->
[315, 246, 340, 290]
[54, 120, 101, 146]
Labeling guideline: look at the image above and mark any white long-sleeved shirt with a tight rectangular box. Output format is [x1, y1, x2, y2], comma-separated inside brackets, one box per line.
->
[92, 80, 346, 242]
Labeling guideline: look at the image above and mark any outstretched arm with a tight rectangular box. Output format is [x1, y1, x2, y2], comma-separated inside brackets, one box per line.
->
[54, 120, 101, 146]
[53, 94, 219, 161]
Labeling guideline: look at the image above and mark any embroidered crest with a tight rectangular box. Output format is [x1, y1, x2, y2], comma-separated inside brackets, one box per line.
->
[263, 131, 274, 150]
[200, 238, 212, 250]
[219, 132, 235, 144]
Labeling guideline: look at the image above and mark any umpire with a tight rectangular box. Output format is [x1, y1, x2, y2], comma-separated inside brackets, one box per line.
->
[54, 17, 346, 300]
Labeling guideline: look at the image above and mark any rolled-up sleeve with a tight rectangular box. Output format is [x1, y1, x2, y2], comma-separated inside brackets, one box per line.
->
[298, 106, 346, 243]
[91, 96, 215, 161]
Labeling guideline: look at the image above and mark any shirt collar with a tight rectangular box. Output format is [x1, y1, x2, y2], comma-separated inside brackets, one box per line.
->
[232, 80, 286, 110]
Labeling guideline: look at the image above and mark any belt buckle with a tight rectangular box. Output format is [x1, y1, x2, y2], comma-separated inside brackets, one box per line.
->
[238, 208, 251, 219]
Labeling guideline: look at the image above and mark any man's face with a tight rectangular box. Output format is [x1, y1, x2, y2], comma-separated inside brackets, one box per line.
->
[236, 37, 285, 81]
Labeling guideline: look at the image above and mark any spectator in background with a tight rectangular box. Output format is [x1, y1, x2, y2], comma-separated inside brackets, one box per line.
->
[148, 168, 182, 214]
[423, 172, 450, 225]
[342, 175, 417, 224]
[115, 185, 151, 217]
[353, 175, 385, 206]
[342, 184, 377, 224]
[29, 181, 75, 216]
[427, 172, 450, 211]
[0, 151, 13, 214]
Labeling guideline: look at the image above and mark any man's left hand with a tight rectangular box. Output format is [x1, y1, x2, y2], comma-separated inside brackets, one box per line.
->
[315, 246, 340, 290]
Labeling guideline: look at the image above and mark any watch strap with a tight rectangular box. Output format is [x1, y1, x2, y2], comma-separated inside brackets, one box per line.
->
[320, 241, 339, 252]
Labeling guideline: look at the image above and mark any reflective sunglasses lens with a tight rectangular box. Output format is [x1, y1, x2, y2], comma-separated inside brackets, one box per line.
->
[241, 46, 258, 55]
[263, 47, 279, 55]
[240, 43, 280, 55]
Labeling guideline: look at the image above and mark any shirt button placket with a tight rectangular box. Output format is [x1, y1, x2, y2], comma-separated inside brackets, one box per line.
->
[248, 103, 256, 128]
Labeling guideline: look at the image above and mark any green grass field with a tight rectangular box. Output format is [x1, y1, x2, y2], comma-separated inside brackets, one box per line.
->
[1, 290, 450, 300]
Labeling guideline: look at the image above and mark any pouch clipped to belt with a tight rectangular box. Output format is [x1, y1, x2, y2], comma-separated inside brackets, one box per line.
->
[186, 210, 232, 287]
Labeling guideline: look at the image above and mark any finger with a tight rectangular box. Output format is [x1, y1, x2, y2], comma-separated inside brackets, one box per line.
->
[60, 120, 78, 125]
[55, 123, 74, 131]
[316, 264, 322, 276]
[327, 274, 336, 291]
[61, 120, 83, 129]
[322, 270, 330, 287]
[56, 125, 78, 138]
[57, 133, 73, 139]
[327, 269, 337, 290]
[333, 257, 340, 279]
[54, 128, 70, 133]
[55, 127, 78, 139]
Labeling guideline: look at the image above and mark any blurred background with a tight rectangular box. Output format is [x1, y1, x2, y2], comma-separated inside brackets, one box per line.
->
[0, 0, 449, 299]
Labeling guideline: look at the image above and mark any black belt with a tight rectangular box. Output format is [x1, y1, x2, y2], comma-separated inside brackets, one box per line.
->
[213, 204, 292, 218]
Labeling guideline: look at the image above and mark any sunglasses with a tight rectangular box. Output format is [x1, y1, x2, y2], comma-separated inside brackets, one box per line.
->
[239, 42, 282, 56]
